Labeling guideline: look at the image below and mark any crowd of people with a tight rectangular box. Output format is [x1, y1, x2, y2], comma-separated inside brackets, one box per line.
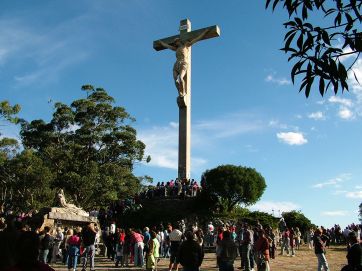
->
[1, 209, 362, 271]
[138, 179, 203, 200]
[0, 216, 101, 271]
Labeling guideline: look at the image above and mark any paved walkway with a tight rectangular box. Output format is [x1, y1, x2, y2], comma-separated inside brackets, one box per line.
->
[51, 245, 347, 271]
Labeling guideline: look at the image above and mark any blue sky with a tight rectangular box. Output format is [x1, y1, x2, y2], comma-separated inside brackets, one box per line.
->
[1, 1, 361, 228]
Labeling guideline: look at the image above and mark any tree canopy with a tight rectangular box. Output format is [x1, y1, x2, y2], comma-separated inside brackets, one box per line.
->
[1, 86, 149, 212]
[201, 165, 267, 213]
[282, 210, 314, 232]
[0, 101, 21, 162]
[266, 0, 362, 97]
[0, 101, 21, 124]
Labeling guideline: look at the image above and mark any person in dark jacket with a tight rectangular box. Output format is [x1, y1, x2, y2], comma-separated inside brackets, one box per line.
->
[178, 231, 203, 271]
[39, 227, 53, 264]
[9, 231, 55, 271]
[341, 232, 362, 271]
[314, 228, 330, 271]
[81, 223, 97, 271]
[218, 231, 238, 271]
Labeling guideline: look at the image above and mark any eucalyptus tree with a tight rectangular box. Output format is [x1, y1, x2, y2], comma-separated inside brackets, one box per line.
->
[0, 101, 21, 210]
[266, 0, 362, 97]
[20, 85, 149, 209]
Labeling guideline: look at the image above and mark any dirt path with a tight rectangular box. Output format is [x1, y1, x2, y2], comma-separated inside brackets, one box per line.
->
[51, 245, 347, 270]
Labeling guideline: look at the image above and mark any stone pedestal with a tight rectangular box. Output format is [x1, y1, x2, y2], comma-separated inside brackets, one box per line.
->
[32, 207, 98, 230]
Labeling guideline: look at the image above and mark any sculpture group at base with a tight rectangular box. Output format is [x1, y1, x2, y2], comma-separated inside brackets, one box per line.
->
[55, 189, 89, 217]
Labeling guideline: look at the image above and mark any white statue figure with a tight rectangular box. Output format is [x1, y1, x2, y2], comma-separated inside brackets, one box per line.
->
[158, 29, 209, 97]
[56, 189, 89, 217]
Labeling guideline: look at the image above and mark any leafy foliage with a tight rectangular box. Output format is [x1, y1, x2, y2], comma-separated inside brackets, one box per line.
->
[359, 202, 362, 222]
[216, 206, 279, 228]
[266, 0, 362, 97]
[282, 210, 314, 232]
[0, 100, 21, 163]
[19, 85, 148, 209]
[0, 101, 21, 124]
[201, 165, 267, 213]
[1, 150, 54, 212]
[0, 100, 22, 210]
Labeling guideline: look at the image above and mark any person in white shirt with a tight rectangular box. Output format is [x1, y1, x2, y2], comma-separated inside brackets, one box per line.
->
[51, 227, 64, 263]
[207, 222, 214, 246]
[110, 221, 116, 234]
[168, 224, 183, 271]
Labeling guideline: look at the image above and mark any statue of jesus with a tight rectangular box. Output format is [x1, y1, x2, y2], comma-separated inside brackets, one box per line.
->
[158, 29, 209, 97]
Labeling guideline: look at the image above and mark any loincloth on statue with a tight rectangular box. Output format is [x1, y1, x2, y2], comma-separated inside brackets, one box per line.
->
[173, 61, 188, 73]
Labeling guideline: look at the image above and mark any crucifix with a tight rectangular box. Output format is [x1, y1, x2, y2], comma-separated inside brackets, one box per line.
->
[154, 19, 220, 180]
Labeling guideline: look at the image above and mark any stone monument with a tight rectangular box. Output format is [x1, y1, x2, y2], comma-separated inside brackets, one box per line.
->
[32, 189, 97, 230]
[154, 19, 220, 180]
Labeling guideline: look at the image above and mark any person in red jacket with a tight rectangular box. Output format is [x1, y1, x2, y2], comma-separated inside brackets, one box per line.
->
[67, 229, 81, 271]
[130, 229, 144, 267]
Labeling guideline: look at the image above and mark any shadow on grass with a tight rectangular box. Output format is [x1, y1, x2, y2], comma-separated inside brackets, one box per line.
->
[328, 245, 347, 252]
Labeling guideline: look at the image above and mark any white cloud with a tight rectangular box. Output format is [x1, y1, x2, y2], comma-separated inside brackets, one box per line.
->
[265, 74, 291, 86]
[268, 119, 288, 129]
[192, 157, 208, 169]
[338, 107, 354, 120]
[349, 59, 362, 116]
[313, 173, 351, 189]
[14, 52, 88, 86]
[138, 123, 179, 170]
[318, 61, 362, 120]
[308, 111, 325, 120]
[244, 144, 259, 153]
[340, 46, 355, 62]
[194, 112, 264, 138]
[0, 16, 91, 86]
[276, 132, 307, 145]
[321, 211, 350, 217]
[327, 96, 355, 120]
[136, 120, 211, 170]
[169, 122, 178, 129]
[138, 112, 266, 170]
[316, 100, 325, 105]
[350, 60, 362, 93]
[332, 190, 348, 195]
[249, 201, 300, 215]
[346, 191, 362, 199]
[328, 96, 353, 107]
[0, 48, 8, 64]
